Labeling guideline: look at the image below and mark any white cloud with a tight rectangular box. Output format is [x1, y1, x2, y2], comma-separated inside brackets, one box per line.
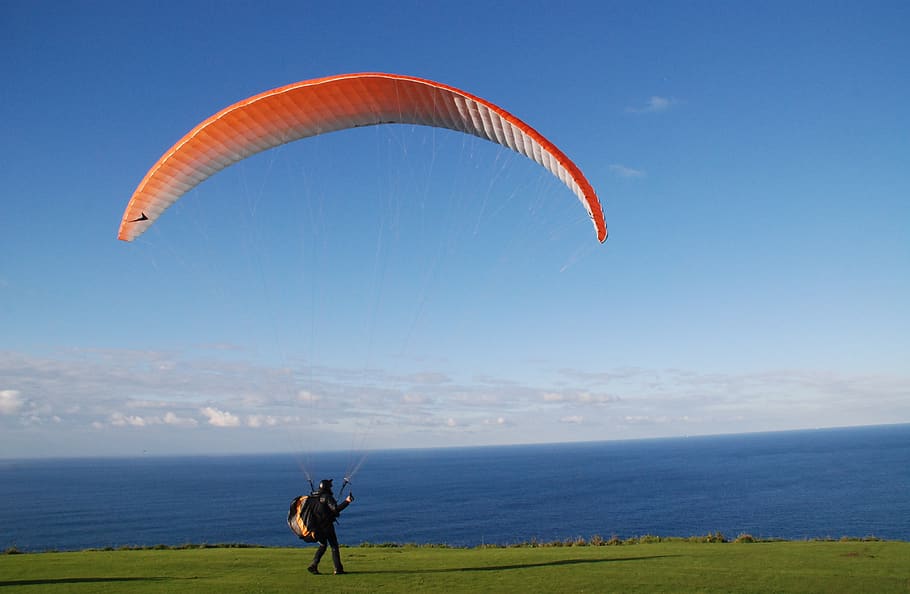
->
[298, 390, 320, 403]
[627, 96, 676, 113]
[609, 164, 646, 178]
[0, 389, 24, 414]
[110, 412, 150, 427]
[246, 414, 279, 428]
[576, 391, 615, 404]
[201, 406, 240, 427]
[163, 411, 199, 428]
[102, 410, 200, 429]
[560, 415, 584, 424]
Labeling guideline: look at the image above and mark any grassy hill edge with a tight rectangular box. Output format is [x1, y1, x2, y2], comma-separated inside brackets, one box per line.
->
[4, 531, 900, 555]
[2, 539, 908, 593]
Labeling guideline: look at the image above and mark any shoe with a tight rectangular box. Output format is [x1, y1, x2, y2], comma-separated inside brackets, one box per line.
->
[307, 566, 319, 575]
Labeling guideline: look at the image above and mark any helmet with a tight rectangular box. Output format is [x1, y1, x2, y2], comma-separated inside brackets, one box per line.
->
[318, 479, 333, 492]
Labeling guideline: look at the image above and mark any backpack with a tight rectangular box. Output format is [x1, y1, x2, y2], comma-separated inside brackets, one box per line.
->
[287, 494, 318, 542]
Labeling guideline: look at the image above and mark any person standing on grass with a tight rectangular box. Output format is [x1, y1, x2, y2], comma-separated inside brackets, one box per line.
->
[307, 479, 354, 575]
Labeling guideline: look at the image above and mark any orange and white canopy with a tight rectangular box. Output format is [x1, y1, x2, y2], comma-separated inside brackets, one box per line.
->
[118, 73, 606, 242]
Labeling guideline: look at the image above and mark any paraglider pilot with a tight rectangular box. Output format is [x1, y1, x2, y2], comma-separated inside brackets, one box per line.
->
[307, 478, 354, 575]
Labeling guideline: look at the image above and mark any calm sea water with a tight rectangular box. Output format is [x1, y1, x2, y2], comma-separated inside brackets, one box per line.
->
[1, 425, 908, 552]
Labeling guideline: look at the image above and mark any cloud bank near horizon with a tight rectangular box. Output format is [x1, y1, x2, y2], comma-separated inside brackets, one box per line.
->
[1, 347, 907, 457]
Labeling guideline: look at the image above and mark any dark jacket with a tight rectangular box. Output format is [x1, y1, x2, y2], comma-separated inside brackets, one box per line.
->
[312, 491, 349, 533]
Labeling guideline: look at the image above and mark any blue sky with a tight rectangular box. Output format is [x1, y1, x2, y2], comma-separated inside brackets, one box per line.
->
[2, 1, 908, 458]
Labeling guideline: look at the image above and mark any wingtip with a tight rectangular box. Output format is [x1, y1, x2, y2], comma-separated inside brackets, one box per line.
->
[117, 226, 133, 242]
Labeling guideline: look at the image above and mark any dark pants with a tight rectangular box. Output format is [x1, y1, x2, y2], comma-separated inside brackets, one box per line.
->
[311, 526, 343, 572]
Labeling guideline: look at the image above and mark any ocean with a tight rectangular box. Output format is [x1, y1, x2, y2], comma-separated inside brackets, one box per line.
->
[1, 424, 908, 552]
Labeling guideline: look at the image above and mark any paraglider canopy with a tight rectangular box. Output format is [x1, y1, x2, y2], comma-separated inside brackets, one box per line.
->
[118, 73, 607, 243]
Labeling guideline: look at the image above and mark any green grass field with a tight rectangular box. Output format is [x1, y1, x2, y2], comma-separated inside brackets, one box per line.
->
[2, 542, 908, 593]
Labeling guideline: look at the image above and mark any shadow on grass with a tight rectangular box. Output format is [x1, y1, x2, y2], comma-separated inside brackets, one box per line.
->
[354, 554, 678, 575]
[0, 577, 174, 587]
